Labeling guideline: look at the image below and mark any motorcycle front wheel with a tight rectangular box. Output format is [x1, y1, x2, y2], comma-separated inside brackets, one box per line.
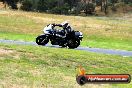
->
[67, 39, 80, 49]
[36, 35, 49, 45]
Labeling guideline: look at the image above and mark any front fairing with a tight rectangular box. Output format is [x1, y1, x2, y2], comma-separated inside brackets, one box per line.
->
[74, 31, 83, 40]
[43, 24, 53, 34]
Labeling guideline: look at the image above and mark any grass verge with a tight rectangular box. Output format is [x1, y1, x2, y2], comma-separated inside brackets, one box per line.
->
[0, 43, 132, 88]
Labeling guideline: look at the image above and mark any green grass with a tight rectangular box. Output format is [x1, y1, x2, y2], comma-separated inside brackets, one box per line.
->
[0, 32, 35, 41]
[0, 10, 132, 51]
[82, 35, 132, 50]
[0, 44, 132, 87]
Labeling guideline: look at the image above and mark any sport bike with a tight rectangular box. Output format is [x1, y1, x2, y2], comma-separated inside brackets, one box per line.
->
[36, 24, 83, 49]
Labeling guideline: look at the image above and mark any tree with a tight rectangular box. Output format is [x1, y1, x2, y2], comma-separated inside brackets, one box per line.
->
[1, 0, 18, 9]
[51, 2, 70, 14]
[21, 0, 32, 11]
[122, 0, 132, 4]
[85, 2, 95, 15]
[110, 0, 118, 12]
[96, 0, 108, 14]
[64, 0, 78, 11]
[103, 0, 108, 14]
[37, 0, 47, 12]
[81, 0, 95, 15]
[75, 2, 84, 15]
[36, 0, 71, 14]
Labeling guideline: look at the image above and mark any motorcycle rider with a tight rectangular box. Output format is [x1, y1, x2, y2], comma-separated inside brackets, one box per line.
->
[60, 21, 72, 32]
[52, 21, 73, 37]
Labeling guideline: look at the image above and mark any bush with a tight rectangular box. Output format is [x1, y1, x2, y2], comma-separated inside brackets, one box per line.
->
[84, 3, 95, 14]
[51, 3, 70, 14]
[122, 0, 132, 4]
[37, 0, 47, 12]
[111, 6, 117, 12]
[61, 3, 70, 14]
[95, 0, 102, 6]
[128, 2, 132, 6]
[21, 0, 32, 11]
[51, 7, 62, 14]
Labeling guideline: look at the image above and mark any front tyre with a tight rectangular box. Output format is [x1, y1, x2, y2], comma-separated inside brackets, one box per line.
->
[36, 35, 49, 45]
[67, 39, 80, 49]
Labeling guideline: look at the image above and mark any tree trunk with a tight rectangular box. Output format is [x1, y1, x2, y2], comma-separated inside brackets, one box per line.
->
[101, 0, 103, 12]
[104, 0, 108, 15]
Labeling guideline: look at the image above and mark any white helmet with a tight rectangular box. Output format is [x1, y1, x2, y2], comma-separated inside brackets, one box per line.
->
[61, 21, 69, 28]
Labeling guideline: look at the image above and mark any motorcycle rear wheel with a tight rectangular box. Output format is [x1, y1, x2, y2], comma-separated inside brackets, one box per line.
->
[36, 35, 49, 45]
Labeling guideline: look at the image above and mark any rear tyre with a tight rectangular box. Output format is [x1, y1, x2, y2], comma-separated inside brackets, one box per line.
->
[36, 35, 49, 45]
[67, 39, 80, 49]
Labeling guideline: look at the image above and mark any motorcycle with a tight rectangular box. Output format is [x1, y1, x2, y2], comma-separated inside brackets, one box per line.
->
[36, 24, 83, 49]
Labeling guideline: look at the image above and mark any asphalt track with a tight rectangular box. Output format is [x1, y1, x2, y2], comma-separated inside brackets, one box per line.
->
[0, 39, 132, 56]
